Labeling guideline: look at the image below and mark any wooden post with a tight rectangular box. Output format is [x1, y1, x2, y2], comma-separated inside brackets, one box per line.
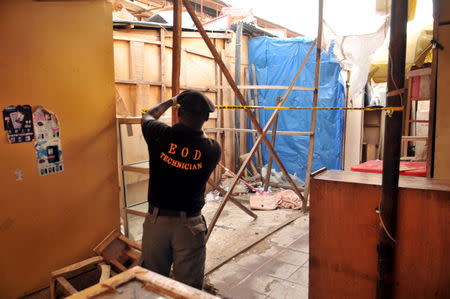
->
[251, 64, 264, 173]
[160, 28, 167, 102]
[263, 96, 281, 191]
[303, 0, 324, 203]
[426, 0, 439, 177]
[182, 0, 304, 201]
[376, 0, 408, 297]
[172, 0, 182, 124]
[234, 22, 243, 171]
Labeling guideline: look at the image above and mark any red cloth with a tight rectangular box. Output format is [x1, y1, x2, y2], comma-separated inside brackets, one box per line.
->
[351, 160, 426, 177]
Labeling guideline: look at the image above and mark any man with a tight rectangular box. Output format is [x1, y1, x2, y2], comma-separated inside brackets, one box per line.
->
[141, 90, 221, 289]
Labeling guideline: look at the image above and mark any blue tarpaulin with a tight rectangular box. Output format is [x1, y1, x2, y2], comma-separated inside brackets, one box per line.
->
[248, 36, 345, 182]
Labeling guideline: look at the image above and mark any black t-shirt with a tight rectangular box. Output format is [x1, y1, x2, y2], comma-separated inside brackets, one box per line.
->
[142, 120, 221, 214]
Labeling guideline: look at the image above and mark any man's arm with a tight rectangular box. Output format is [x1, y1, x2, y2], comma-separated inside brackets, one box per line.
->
[141, 97, 175, 124]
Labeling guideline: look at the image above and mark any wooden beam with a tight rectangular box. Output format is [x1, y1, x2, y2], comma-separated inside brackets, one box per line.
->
[172, 0, 182, 124]
[115, 79, 217, 93]
[376, 0, 408, 297]
[426, 0, 439, 177]
[216, 85, 315, 91]
[264, 97, 282, 191]
[55, 277, 77, 296]
[202, 39, 316, 241]
[303, 0, 324, 203]
[251, 64, 263, 172]
[182, 0, 307, 210]
[160, 28, 167, 102]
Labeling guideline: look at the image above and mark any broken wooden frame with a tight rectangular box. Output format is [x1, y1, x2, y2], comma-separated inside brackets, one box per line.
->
[50, 256, 110, 299]
[180, 0, 324, 241]
[67, 266, 220, 299]
[93, 229, 142, 273]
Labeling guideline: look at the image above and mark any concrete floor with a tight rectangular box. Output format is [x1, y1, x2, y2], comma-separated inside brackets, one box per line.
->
[206, 216, 309, 299]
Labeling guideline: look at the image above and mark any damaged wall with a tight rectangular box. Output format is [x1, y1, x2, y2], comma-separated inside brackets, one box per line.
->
[0, 1, 119, 297]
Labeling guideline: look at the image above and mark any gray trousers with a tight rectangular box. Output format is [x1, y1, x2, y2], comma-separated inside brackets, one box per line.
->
[141, 208, 207, 289]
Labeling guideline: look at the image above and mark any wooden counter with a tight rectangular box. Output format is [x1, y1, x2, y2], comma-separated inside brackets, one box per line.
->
[309, 170, 450, 299]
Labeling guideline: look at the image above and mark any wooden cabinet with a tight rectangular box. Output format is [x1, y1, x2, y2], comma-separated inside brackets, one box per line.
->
[309, 170, 450, 299]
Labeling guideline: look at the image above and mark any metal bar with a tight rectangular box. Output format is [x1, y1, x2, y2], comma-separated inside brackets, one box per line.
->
[201, 39, 316, 241]
[172, 0, 182, 124]
[264, 97, 281, 191]
[303, 0, 324, 207]
[376, 0, 408, 297]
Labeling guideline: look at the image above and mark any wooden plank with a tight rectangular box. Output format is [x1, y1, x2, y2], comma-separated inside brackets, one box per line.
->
[98, 263, 111, 283]
[160, 28, 167, 103]
[122, 165, 149, 174]
[264, 97, 282, 191]
[67, 267, 139, 299]
[117, 117, 142, 124]
[126, 208, 148, 218]
[216, 85, 315, 91]
[118, 235, 143, 251]
[410, 97, 431, 101]
[55, 277, 77, 296]
[69, 267, 220, 299]
[434, 24, 450, 179]
[116, 79, 163, 85]
[408, 119, 428, 123]
[172, 0, 182, 124]
[116, 79, 218, 93]
[401, 136, 428, 141]
[303, 0, 324, 201]
[165, 31, 232, 39]
[51, 256, 105, 278]
[251, 64, 263, 172]
[129, 41, 145, 81]
[204, 127, 313, 136]
[93, 229, 122, 256]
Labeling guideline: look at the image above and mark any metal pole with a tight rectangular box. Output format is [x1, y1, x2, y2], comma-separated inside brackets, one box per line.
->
[376, 0, 408, 297]
[172, 0, 182, 124]
[303, 0, 324, 203]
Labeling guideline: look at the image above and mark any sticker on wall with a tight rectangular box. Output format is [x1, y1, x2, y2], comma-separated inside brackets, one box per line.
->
[2, 105, 34, 143]
[33, 106, 64, 176]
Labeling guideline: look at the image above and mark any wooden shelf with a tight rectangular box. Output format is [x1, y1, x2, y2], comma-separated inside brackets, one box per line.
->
[410, 97, 430, 101]
[408, 119, 429, 123]
[122, 161, 149, 174]
[401, 136, 428, 141]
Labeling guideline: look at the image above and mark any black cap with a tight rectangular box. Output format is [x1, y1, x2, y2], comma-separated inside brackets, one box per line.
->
[176, 90, 215, 114]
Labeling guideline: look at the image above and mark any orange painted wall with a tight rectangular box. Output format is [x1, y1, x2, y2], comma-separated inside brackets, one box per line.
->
[0, 1, 119, 298]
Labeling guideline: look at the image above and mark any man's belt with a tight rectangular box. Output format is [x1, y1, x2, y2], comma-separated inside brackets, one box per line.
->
[149, 206, 201, 217]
